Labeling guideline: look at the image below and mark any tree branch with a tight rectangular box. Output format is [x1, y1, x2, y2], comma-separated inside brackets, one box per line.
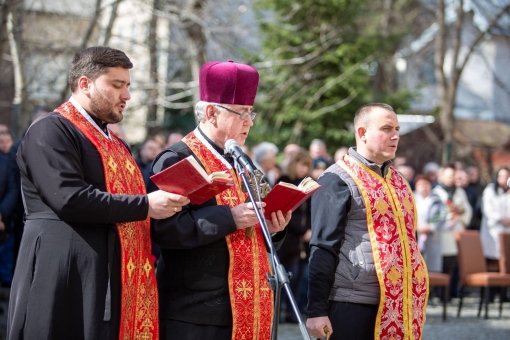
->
[60, 0, 103, 102]
[434, 0, 447, 91]
[456, 3, 510, 85]
[100, 0, 123, 46]
[450, 0, 464, 88]
[253, 37, 343, 69]
[477, 48, 510, 98]
[147, 0, 159, 123]
[156, 99, 194, 109]
[0, 0, 15, 70]
[7, 9, 24, 136]
[309, 90, 358, 120]
[303, 53, 377, 110]
[286, 91, 358, 143]
[79, 0, 102, 50]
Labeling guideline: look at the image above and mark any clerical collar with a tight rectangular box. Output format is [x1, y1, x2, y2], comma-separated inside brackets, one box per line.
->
[197, 126, 225, 155]
[85, 111, 109, 135]
[69, 96, 110, 139]
[196, 126, 234, 165]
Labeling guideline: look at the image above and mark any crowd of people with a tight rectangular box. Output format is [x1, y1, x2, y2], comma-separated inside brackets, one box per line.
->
[0, 46, 508, 340]
[396, 159, 510, 304]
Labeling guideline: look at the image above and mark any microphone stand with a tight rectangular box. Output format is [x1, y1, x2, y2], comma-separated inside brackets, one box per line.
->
[235, 162, 311, 340]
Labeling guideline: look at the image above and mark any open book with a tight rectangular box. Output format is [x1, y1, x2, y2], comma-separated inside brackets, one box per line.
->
[262, 176, 321, 219]
[150, 155, 234, 205]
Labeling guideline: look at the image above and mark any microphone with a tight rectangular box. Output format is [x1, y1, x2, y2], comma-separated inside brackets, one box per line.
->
[225, 139, 255, 177]
[507, 177, 510, 188]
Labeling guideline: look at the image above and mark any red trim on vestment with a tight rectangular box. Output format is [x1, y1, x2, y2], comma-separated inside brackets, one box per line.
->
[339, 155, 428, 340]
[183, 131, 274, 340]
[56, 102, 158, 340]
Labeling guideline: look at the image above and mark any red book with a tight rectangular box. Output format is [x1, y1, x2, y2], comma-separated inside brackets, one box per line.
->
[262, 177, 321, 219]
[150, 155, 234, 205]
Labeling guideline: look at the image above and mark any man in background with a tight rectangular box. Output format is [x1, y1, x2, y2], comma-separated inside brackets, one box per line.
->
[165, 131, 184, 148]
[0, 130, 13, 155]
[466, 165, 484, 230]
[433, 164, 472, 300]
[252, 141, 280, 186]
[136, 137, 163, 187]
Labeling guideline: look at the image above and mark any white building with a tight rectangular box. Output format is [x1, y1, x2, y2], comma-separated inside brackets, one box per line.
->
[396, 0, 510, 125]
[5, 0, 260, 144]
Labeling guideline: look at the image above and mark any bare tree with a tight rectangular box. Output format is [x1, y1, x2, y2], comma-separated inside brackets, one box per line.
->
[7, 0, 26, 137]
[59, 0, 104, 103]
[181, 0, 207, 105]
[435, 0, 510, 164]
[1, 0, 263, 142]
[0, 0, 16, 70]
[100, 0, 123, 46]
[147, 0, 160, 128]
[372, 0, 395, 96]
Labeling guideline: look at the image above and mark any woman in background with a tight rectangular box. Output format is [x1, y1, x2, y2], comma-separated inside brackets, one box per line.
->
[480, 166, 510, 271]
[480, 166, 510, 302]
[414, 174, 446, 273]
[433, 164, 472, 299]
[277, 148, 313, 323]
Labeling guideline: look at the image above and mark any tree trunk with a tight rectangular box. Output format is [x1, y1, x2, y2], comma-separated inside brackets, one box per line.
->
[78, 0, 102, 51]
[0, 0, 15, 71]
[435, 0, 510, 164]
[59, 0, 103, 103]
[182, 0, 207, 108]
[7, 8, 25, 138]
[100, 0, 123, 46]
[439, 85, 456, 165]
[147, 0, 160, 129]
[373, 0, 395, 96]
[435, 0, 452, 164]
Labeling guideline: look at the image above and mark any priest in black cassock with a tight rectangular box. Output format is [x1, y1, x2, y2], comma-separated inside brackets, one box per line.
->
[150, 60, 291, 340]
[7, 46, 189, 340]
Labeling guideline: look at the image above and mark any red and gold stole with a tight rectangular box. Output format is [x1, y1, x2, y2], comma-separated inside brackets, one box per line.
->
[55, 100, 158, 340]
[338, 155, 428, 340]
[183, 129, 274, 340]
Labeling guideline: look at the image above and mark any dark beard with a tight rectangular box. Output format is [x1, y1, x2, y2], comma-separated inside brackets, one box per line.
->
[89, 91, 123, 124]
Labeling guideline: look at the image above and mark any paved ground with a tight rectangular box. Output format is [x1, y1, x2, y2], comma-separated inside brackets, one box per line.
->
[277, 296, 510, 339]
[0, 291, 509, 339]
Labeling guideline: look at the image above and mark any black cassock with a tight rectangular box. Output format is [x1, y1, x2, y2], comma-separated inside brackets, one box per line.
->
[150, 128, 285, 340]
[7, 113, 149, 340]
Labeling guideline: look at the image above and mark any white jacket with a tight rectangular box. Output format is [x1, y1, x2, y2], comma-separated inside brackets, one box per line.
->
[480, 183, 510, 259]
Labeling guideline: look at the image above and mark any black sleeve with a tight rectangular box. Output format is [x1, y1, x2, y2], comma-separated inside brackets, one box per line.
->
[271, 228, 286, 250]
[150, 149, 238, 249]
[307, 172, 351, 318]
[17, 116, 149, 224]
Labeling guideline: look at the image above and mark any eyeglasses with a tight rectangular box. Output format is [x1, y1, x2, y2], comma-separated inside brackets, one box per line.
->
[214, 104, 257, 120]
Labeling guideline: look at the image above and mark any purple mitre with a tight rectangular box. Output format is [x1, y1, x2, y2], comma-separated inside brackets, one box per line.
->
[199, 60, 259, 106]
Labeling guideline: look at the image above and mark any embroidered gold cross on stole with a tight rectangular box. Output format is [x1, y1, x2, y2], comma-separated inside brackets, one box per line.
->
[241, 170, 270, 237]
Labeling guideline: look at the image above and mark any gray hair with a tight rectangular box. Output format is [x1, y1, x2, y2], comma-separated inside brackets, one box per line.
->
[195, 101, 210, 122]
[253, 142, 279, 163]
[423, 161, 440, 174]
[310, 139, 326, 148]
